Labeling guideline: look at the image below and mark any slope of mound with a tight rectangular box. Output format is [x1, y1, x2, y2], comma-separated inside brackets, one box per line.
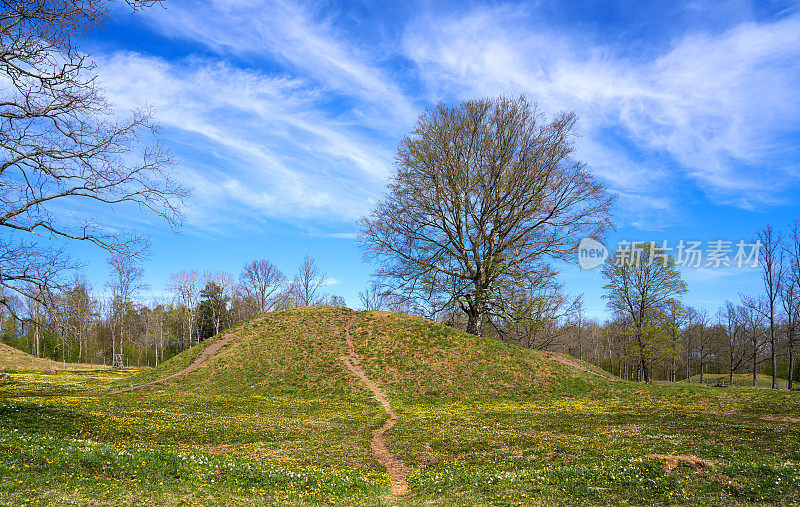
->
[115, 307, 358, 394]
[118, 307, 610, 398]
[349, 311, 608, 399]
[0, 342, 105, 371]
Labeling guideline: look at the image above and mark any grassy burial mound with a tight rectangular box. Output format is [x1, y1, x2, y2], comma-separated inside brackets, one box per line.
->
[114, 307, 362, 394]
[348, 311, 607, 399]
[0, 342, 105, 372]
[116, 307, 603, 397]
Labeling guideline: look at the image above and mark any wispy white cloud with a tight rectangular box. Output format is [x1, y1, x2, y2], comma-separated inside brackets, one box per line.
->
[681, 265, 757, 282]
[138, 0, 419, 128]
[101, 2, 800, 236]
[95, 52, 394, 230]
[316, 232, 359, 240]
[403, 7, 800, 218]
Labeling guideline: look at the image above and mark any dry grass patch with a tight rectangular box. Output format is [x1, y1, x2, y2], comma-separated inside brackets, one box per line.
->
[0, 343, 106, 372]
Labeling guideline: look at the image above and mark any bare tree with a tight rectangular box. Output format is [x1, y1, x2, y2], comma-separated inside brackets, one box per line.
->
[755, 225, 783, 389]
[494, 267, 576, 350]
[328, 294, 346, 307]
[23, 285, 46, 357]
[0, 0, 188, 310]
[229, 286, 260, 323]
[688, 308, 713, 384]
[784, 220, 800, 389]
[106, 255, 146, 365]
[167, 270, 201, 345]
[239, 260, 286, 314]
[740, 297, 767, 387]
[681, 307, 696, 382]
[719, 301, 748, 385]
[290, 256, 327, 307]
[361, 96, 614, 336]
[570, 296, 587, 361]
[358, 281, 389, 311]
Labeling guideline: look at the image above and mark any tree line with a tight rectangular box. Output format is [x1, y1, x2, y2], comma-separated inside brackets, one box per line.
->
[549, 224, 799, 388]
[0, 256, 341, 367]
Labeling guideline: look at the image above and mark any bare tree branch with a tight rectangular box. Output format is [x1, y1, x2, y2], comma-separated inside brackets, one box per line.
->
[0, 0, 188, 310]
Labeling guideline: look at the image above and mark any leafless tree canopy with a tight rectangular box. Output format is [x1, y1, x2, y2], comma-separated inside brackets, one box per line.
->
[358, 280, 387, 311]
[783, 220, 800, 389]
[167, 270, 200, 344]
[491, 264, 577, 350]
[290, 255, 327, 307]
[755, 225, 784, 389]
[0, 0, 186, 309]
[239, 259, 286, 313]
[360, 96, 614, 335]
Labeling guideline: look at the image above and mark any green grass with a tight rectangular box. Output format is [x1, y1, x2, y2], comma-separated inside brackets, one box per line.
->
[1, 307, 800, 505]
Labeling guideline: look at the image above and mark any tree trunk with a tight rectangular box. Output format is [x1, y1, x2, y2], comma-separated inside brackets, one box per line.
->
[464, 297, 486, 337]
[465, 311, 482, 336]
[729, 347, 734, 386]
[699, 343, 705, 384]
[771, 328, 777, 389]
[686, 343, 691, 382]
[34, 324, 40, 358]
[159, 319, 164, 366]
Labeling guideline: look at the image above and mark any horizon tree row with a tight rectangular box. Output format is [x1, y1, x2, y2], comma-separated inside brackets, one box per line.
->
[542, 222, 800, 388]
[0, 255, 343, 367]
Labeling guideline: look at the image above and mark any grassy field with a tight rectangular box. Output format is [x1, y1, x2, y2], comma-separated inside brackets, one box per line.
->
[1, 307, 799, 505]
[682, 373, 791, 389]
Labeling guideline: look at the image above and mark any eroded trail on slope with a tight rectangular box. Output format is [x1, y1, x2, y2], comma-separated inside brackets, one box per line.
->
[111, 328, 240, 395]
[341, 315, 408, 495]
[545, 352, 620, 381]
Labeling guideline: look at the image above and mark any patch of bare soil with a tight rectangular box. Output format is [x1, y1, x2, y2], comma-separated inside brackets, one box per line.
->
[341, 315, 408, 495]
[645, 454, 716, 473]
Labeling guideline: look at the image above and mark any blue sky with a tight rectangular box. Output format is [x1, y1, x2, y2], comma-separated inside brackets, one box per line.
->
[72, 0, 800, 320]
